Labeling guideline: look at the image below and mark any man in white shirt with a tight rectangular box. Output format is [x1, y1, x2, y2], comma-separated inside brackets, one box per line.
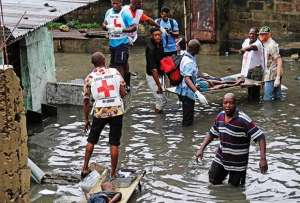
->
[259, 26, 283, 101]
[239, 27, 265, 100]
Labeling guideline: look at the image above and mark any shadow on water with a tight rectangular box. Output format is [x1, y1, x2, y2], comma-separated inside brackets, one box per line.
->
[29, 47, 300, 202]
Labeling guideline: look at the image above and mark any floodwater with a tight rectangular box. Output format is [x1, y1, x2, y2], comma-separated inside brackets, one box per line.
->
[29, 47, 300, 202]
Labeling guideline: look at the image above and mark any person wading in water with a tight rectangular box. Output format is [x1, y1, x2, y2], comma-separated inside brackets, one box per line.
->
[196, 93, 268, 186]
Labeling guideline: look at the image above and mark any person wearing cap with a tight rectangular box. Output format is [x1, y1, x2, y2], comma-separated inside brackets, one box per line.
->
[259, 26, 283, 101]
[155, 6, 180, 57]
[122, 0, 160, 44]
[102, 0, 137, 90]
[145, 27, 167, 113]
[239, 27, 265, 100]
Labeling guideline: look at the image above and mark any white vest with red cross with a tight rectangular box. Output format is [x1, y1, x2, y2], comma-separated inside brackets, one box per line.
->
[105, 8, 127, 40]
[90, 68, 123, 108]
[122, 5, 143, 43]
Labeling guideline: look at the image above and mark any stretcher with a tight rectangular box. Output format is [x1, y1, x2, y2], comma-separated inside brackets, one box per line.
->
[166, 74, 262, 95]
[81, 163, 145, 203]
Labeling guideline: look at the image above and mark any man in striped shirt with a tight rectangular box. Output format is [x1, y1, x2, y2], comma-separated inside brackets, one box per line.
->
[196, 93, 268, 186]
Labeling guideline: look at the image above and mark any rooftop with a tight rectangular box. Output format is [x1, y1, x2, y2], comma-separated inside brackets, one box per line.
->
[1, 0, 98, 40]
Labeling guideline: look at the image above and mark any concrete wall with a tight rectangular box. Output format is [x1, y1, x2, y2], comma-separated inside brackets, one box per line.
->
[53, 38, 109, 54]
[228, 0, 300, 49]
[0, 67, 30, 203]
[63, 0, 111, 23]
[20, 27, 56, 112]
[59, 0, 300, 54]
[46, 82, 84, 106]
[63, 0, 159, 24]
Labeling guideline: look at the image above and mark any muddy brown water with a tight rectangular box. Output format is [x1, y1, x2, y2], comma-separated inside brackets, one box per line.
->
[29, 47, 300, 202]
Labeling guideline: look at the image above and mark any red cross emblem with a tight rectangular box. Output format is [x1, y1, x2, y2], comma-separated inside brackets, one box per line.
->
[114, 19, 121, 28]
[97, 80, 115, 97]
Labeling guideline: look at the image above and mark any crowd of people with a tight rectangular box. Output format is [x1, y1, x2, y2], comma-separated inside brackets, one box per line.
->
[79, 0, 287, 195]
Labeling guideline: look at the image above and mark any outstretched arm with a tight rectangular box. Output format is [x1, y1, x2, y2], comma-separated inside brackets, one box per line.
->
[239, 45, 258, 54]
[258, 137, 268, 174]
[195, 134, 214, 162]
[146, 18, 160, 28]
[123, 24, 137, 33]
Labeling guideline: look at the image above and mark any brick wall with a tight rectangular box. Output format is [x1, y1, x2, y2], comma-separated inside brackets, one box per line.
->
[228, 0, 300, 48]
[0, 67, 30, 203]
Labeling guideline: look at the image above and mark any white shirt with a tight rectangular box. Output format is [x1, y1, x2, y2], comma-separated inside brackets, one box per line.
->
[122, 5, 143, 43]
[240, 38, 265, 77]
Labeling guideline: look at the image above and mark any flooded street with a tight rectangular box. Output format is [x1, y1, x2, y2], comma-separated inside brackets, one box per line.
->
[29, 47, 300, 202]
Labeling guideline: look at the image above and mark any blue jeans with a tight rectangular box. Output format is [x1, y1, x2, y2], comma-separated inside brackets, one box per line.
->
[263, 80, 282, 101]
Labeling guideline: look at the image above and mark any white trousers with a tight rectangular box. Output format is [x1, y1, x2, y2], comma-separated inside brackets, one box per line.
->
[146, 74, 167, 110]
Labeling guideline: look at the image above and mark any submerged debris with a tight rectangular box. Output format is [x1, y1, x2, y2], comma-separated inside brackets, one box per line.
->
[42, 173, 81, 185]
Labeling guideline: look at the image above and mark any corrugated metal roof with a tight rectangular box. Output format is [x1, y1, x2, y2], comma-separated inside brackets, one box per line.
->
[2, 0, 99, 40]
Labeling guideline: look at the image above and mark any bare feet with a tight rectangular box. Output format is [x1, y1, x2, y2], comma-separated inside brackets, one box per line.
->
[81, 169, 91, 179]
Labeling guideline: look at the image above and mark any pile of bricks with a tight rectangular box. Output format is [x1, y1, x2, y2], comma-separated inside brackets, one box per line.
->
[0, 67, 30, 203]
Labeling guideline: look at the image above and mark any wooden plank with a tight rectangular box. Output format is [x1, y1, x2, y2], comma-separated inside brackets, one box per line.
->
[117, 174, 144, 203]
[81, 163, 144, 203]
[165, 74, 262, 95]
[51, 30, 88, 40]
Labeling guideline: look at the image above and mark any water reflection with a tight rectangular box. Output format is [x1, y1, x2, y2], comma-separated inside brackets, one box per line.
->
[29, 50, 300, 202]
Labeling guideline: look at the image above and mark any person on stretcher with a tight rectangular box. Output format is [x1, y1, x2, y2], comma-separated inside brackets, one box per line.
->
[196, 74, 245, 92]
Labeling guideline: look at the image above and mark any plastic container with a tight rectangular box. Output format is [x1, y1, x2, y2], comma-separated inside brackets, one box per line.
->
[115, 168, 137, 188]
[80, 170, 100, 192]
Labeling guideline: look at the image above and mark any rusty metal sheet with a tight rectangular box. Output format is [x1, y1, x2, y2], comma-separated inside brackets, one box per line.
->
[191, 0, 216, 43]
[1, 0, 98, 40]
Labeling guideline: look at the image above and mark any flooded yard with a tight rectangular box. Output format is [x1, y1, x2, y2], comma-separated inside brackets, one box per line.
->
[29, 47, 300, 202]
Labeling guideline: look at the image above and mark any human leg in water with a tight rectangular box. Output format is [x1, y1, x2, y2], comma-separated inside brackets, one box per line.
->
[81, 142, 94, 178]
[124, 63, 131, 92]
[110, 145, 119, 178]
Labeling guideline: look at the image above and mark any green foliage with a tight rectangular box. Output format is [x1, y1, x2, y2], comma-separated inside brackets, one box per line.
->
[47, 22, 63, 30]
[47, 20, 99, 30]
[67, 20, 99, 29]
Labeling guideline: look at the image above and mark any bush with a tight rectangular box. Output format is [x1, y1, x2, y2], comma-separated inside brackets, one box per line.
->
[47, 20, 99, 30]
[47, 22, 63, 30]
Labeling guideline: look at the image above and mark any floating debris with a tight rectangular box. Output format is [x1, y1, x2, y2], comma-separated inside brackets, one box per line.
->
[42, 173, 81, 185]
[38, 189, 56, 195]
[290, 53, 299, 61]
